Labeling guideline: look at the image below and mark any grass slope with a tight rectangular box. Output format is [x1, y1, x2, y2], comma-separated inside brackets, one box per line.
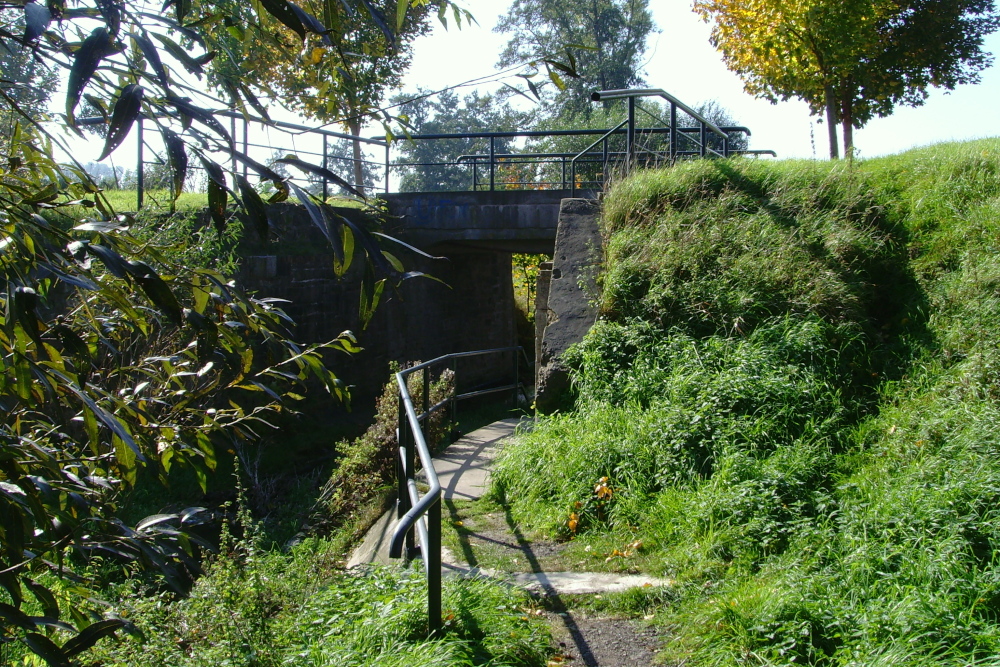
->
[494, 139, 1000, 665]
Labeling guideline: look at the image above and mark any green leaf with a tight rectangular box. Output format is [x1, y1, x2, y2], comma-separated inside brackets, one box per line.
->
[273, 156, 364, 198]
[22, 632, 70, 666]
[359, 0, 394, 47]
[396, 0, 407, 32]
[24, 580, 59, 619]
[98, 83, 143, 161]
[161, 128, 187, 202]
[333, 223, 354, 277]
[258, 0, 305, 40]
[130, 32, 168, 88]
[235, 174, 269, 243]
[13, 286, 42, 345]
[61, 619, 126, 658]
[129, 260, 183, 325]
[66, 27, 113, 121]
[207, 180, 227, 234]
[24, 2, 51, 42]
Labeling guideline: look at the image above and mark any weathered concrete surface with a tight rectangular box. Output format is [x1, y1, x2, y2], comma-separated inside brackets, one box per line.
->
[380, 190, 595, 254]
[239, 203, 516, 406]
[349, 418, 524, 567]
[421, 417, 523, 501]
[536, 199, 603, 413]
[346, 507, 397, 568]
[511, 572, 671, 596]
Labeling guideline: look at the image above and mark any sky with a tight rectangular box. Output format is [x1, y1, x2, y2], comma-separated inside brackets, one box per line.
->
[55, 0, 1000, 171]
[399, 0, 1000, 160]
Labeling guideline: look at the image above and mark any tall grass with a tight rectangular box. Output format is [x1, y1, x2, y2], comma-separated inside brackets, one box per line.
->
[493, 139, 1000, 665]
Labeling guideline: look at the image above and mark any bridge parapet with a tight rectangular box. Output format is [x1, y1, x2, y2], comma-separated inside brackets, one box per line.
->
[379, 189, 597, 253]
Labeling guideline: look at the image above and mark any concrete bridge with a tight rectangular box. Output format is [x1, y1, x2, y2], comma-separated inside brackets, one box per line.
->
[379, 190, 595, 255]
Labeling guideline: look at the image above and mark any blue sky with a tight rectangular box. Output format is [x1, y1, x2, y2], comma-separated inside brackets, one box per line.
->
[401, 0, 1000, 160]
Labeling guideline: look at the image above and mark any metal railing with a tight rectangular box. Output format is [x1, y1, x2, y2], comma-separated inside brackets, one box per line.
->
[569, 88, 777, 196]
[80, 87, 775, 206]
[390, 346, 526, 634]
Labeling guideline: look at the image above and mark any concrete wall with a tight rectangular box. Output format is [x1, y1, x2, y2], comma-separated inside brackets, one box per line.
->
[239, 204, 517, 410]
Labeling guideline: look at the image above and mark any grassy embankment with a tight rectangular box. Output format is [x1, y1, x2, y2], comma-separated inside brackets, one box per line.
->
[493, 139, 1000, 665]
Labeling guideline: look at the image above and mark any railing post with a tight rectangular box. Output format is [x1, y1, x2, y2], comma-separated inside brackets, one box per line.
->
[626, 96, 636, 166]
[322, 134, 329, 201]
[136, 117, 144, 210]
[561, 157, 566, 190]
[669, 102, 678, 162]
[423, 367, 430, 419]
[451, 358, 459, 427]
[700, 122, 707, 158]
[385, 142, 390, 193]
[242, 116, 249, 179]
[489, 136, 495, 192]
[724, 135, 730, 158]
[603, 136, 609, 188]
[397, 392, 413, 563]
[427, 495, 442, 636]
[513, 349, 519, 409]
[230, 114, 237, 175]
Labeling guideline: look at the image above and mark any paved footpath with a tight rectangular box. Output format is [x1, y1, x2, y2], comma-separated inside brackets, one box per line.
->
[348, 417, 668, 594]
[347, 417, 671, 666]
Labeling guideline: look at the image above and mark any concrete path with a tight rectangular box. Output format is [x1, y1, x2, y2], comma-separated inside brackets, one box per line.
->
[422, 417, 522, 500]
[347, 417, 521, 568]
[347, 416, 669, 596]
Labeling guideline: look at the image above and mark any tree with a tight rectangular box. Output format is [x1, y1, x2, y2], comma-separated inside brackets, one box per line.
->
[0, 9, 56, 135]
[495, 0, 655, 117]
[392, 90, 529, 191]
[206, 0, 451, 193]
[0, 0, 462, 660]
[695, 0, 1000, 158]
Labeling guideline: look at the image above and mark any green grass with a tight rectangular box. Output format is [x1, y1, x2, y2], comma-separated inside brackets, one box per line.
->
[83, 531, 550, 667]
[493, 139, 1000, 665]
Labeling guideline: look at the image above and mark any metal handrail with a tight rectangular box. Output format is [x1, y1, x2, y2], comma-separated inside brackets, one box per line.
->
[389, 346, 527, 635]
[565, 87, 776, 196]
[570, 120, 628, 197]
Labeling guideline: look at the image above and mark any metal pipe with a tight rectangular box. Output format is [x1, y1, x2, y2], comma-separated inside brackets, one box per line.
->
[136, 118, 144, 209]
[322, 134, 329, 201]
[627, 96, 635, 164]
[489, 136, 495, 191]
[670, 102, 678, 161]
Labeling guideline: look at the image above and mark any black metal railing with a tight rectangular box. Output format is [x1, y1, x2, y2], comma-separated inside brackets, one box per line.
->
[390, 346, 527, 634]
[81, 86, 776, 207]
[567, 88, 777, 196]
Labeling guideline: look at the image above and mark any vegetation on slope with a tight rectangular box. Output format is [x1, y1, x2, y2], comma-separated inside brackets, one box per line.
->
[493, 139, 1000, 665]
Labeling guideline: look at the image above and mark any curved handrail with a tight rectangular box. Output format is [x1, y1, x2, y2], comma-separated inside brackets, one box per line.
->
[387, 346, 526, 635]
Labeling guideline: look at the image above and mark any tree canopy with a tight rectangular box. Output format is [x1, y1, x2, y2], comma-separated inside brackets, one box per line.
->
[0, 0, 462, 661]
[695, 0, 1000, 157]
[495, 0, 655, 117]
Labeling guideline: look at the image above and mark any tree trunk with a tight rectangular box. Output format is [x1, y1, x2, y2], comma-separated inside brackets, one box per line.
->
[824, 85, 839, 160]
[348, 118, 364, 196]
[841, 97, 854, 159]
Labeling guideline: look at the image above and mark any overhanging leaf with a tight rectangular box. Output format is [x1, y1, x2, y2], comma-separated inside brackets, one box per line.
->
[259, 0, 305, 40]
[161, 128, 187, 201]
[67, 27, 113, 121]
[235, 173, 269, 243]
[98, 84, 143, 161]
[131, 32, 168, 88]
[22, 632, 69, 666]
[129, 260, 183, 325]
[359, 0, 394, 48]
[272, 156, 364, 199]
[61, 619, 127, 658]
[23, 2, 51, 42]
